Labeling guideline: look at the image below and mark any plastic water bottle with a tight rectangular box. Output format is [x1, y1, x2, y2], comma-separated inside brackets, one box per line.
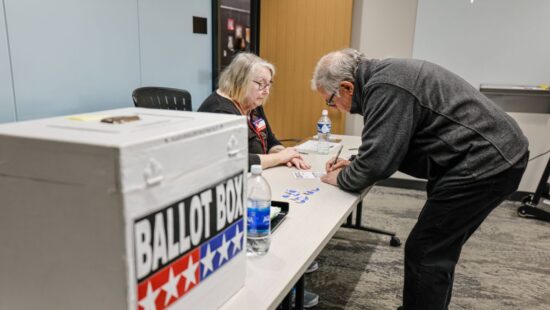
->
[246, 165, 271, 256]
[317, 109, 332, 154]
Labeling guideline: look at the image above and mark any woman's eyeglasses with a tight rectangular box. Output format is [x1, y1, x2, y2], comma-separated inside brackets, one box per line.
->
[325, 91, 336, 107]
[253, 80, 273, 91]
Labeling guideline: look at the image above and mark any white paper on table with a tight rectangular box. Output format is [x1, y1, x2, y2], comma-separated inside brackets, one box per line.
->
[296, 140, 341, 153]
[292, 171, 326, 179]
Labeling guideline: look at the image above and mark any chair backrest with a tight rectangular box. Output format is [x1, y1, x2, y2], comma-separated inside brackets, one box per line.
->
[132, 87, 192, 111]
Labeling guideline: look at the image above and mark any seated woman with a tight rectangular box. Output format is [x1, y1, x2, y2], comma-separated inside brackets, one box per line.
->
[200, 52, 318, 308]
[199, 52, 310, 170]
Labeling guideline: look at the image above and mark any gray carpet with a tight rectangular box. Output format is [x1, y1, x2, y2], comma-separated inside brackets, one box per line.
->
[307, 186, 550, 310]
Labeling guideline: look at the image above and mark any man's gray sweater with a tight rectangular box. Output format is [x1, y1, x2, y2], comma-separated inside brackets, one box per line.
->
[337, 59, 529, 192]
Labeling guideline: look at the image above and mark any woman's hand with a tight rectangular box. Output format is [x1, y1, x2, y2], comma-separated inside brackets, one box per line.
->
[276, 147, 311, 169]
[286, 157, 311, 170]
[325, 157, 350, 172]
[259, 147, 303, 170]
[275, 147, 301, 164]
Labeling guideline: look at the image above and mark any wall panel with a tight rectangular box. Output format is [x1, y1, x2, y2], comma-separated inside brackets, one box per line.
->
[413, 0, 550, 192]
[5, 0, 140, 120]
[414, 0, 550, 88]
[138, 0, 212, 110]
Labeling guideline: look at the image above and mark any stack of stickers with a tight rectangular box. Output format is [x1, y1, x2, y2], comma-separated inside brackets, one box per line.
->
[281, 187, 320, 204]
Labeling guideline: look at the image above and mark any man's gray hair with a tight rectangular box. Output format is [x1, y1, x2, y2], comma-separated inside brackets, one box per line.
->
[218, 52, 275, 104]
[311, 48, 367, 94]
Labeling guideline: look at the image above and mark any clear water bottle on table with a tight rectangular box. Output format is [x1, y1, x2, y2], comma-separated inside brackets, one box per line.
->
[317, 109, 332, 154]
[247, 165, 271, 256]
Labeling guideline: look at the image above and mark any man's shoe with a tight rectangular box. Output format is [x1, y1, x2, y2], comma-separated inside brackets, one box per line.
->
[305, 260, 319, 274]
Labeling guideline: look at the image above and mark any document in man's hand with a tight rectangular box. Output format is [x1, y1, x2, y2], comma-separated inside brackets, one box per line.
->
[296, 140, 341, 153]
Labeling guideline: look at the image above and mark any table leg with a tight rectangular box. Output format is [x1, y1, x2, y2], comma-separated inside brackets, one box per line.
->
[295, 275, 305, 309]
[281, 291, 292, 310]
[341, 200, 402, 247]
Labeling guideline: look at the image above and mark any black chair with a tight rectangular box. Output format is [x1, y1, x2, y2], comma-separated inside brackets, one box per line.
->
[132, 87, 192, 111]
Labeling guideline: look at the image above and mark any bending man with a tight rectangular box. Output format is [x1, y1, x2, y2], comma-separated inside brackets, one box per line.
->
[311, 49, 528, 310]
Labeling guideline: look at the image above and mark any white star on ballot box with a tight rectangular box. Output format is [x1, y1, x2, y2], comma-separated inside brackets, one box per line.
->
[232, 225, 244, 255]
[139, 282, 160, 310]
[181, 256, 199, 291]
[200, 244, 216, 277]
[162, 268, 180, 305]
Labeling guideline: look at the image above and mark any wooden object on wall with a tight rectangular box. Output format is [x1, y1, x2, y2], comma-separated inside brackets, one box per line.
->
[259, 0, 353, 142]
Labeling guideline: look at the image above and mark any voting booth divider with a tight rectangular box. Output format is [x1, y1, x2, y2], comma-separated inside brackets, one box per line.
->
[0, 108, 248, 310]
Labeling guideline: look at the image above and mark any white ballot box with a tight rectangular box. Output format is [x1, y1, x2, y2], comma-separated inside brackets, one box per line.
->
[0, 108, 248, 310]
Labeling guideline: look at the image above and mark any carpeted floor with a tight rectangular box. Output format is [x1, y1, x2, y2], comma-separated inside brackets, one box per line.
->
[307, 186, 550, 310]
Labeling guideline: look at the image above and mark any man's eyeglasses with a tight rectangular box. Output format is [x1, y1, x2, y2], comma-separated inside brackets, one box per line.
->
[325, 91, 337, 107]
[253, 80, 273, 91]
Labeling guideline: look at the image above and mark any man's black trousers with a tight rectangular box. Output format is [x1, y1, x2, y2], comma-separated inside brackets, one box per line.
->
[402, 154, 528, 310]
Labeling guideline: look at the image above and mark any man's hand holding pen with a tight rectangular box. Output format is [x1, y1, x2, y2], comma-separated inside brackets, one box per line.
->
[325, 157, 350, 172]
[321, 157, 350, 186]
[321, 145, 351, 186]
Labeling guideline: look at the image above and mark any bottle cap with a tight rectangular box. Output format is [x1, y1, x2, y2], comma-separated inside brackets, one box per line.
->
[322, 109, 328, 116]
[251, 165, 262, 174]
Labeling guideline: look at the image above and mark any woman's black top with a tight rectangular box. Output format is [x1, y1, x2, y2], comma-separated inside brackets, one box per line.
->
[198, 92, 282, 167]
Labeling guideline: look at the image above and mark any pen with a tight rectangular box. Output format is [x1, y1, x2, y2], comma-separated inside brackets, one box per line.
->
[333, 145, 343, 166]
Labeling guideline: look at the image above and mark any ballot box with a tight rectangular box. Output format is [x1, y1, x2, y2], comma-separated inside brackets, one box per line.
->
[0, 108, 248, 310]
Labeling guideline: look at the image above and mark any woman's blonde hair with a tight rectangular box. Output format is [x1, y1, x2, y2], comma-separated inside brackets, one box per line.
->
[218, 52, 275, 104]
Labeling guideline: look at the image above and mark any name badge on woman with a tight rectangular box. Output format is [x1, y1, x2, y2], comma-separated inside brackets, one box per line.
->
[253, 118, 266, 132]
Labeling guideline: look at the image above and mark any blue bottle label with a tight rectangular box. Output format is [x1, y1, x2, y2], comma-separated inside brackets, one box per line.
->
[317, 122, 331, 134]
[247, 200, 270, 235]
